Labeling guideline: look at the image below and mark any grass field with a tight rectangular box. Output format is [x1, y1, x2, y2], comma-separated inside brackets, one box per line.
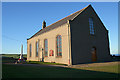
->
[71, 61, 120, 74]
[1, 54, 67, 66]
[2, 63, 119, 78]
[2, 54, 27, 59]
[1, 54, 120, 78]
[2, 54, 27, 63]
[77, 64, 119, 74]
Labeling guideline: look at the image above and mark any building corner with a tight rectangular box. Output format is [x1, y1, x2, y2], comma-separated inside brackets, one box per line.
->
[67, 20, 72, 66]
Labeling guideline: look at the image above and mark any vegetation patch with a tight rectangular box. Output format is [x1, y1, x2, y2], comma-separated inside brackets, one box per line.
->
[26, 61, 67, 66]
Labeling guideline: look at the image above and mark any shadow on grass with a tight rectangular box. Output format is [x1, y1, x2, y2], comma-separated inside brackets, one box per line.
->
[2, 64, 119, 79]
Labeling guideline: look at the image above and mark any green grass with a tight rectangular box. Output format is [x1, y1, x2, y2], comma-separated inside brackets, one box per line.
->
[2, 64, 119, 78]
[2, 54, 27, 63]
[2, 59, 16, 63]
[2, 54, 27, 59]
[1, 54, 120, 78]
[2, 54, 66, 65]
[78, 64, 119, 74]
[26, 61, 67, 66]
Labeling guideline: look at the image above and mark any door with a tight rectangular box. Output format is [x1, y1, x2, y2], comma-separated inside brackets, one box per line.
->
[91, 47, 97, 62]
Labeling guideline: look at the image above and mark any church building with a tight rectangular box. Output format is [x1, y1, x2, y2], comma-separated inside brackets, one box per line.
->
[27, 5, 111, 65]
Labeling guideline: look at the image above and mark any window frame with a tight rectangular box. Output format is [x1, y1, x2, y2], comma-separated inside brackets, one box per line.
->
[44, 39, 48, 57]
[89, 17, 94, 35]
[29, 44, 32, 57]
[56, 35, 62, 57]
[36, 41, 39, 57]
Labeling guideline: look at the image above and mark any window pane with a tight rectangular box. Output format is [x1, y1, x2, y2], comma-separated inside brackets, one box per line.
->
[30, 44, 32, 57]
[44, 39, 48, 57]
[36, 42, 38, 57]
[59, 48, 62, 52]
[59, 52, 62, 56]
[89, 18, 94, 35]
[56, 35, 62, 56]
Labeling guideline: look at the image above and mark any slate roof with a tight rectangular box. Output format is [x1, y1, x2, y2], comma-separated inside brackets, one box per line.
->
[27, 5, 90, 40]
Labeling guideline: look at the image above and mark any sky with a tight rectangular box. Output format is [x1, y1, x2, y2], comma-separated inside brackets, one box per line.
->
[2, 2, 118, 55]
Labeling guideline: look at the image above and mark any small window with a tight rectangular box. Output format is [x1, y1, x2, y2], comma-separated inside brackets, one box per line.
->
[56, 35, 62, 57]
[44, 39, 48, 57]
[29, 44, 32, 57]
[36, 41, 38, 57]
[89, 18, 94, 35]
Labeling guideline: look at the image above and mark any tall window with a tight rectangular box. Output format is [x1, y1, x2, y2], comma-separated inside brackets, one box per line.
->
[44, 39, 48, 57]
[89, 18, 94, 35]
[29, 44, 32, 57]
[56, 35, 62, 56]
[36, 41, 38, 57]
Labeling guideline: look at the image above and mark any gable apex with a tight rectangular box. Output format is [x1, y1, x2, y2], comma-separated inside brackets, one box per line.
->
[71, 4, 93, 20]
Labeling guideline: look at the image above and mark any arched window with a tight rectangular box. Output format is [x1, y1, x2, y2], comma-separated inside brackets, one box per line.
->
[44, 39, 48, 57]
[29, 44, 32, 57]
[36, 41, 38, 57]
[89, 18, 94, 35]
[56, 35, 62, 56]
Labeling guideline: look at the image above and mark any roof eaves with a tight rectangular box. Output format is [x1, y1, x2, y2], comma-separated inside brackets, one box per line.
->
[27, 29, 43, 40]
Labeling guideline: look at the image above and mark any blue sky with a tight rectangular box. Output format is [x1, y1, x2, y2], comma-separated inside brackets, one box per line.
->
[2, 2, 118, 55]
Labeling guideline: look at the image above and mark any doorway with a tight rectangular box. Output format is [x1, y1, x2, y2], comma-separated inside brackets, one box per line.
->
[91, 47, 97, 62]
